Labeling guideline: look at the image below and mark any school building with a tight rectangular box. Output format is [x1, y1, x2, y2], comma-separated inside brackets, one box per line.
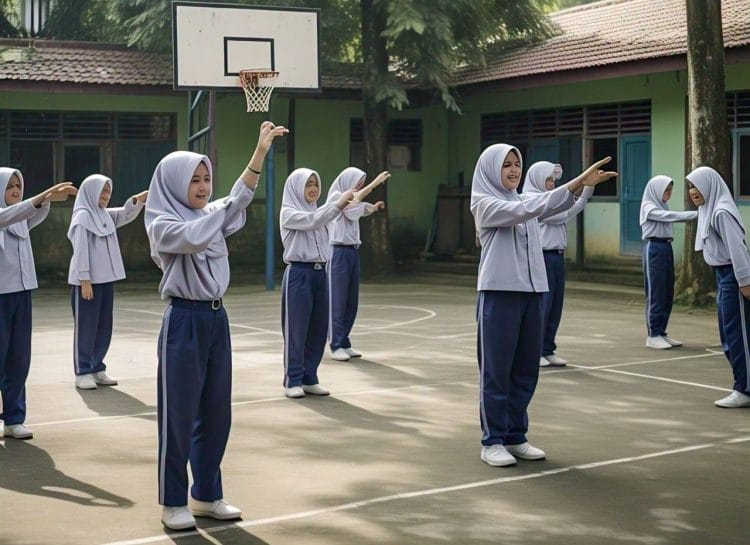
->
[0, 0, 749, 277]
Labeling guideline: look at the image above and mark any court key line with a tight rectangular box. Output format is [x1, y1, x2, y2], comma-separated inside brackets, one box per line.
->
[98, 435, 750, 545]
[27, 380, 474, 428]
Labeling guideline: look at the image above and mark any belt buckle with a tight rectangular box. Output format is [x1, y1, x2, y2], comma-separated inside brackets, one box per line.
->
[314, 263, 323, 270]
[211, 299, 222, 310]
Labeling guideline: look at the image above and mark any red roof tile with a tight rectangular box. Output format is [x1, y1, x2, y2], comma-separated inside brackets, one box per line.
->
[1, 0, 749, 91]
[0, 40, 173, 86]
[454, 0, 750, 86]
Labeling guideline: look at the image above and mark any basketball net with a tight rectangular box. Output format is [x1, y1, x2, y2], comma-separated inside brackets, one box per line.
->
[239, 70, 279, 113]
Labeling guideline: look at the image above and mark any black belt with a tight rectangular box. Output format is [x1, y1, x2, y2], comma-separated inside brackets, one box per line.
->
[332, 244, 358, 249]
[543, 249, 564, 254]
[714, 264, 733, 272]
[171, 297, 223, 311]
[291, 262, 326, 270]
[646, 237, 673, 243]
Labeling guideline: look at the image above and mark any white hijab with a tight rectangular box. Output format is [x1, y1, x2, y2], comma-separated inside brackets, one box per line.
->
[686, 166, 744, 251]
[67, 174, 116, 241]
[471, 143, 531, 235]
[326, 167, 365, 204]
[639, 175, 673, 226]
[144, 151, 228, 269]
[0, 168, 29, 249]
[522, 161, 562, 195]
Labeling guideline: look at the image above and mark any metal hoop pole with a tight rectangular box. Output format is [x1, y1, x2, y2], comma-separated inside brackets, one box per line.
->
[265, 102, 276, 291]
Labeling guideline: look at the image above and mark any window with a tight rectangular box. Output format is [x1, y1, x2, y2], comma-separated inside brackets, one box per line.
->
[64, 145, 102, 186]
[729, 92, 750, 197]
[0, 110, 176, 202]
[590, 138, 618, 197]
[9, 140, 54, 195]
[349, 118, 422, 171]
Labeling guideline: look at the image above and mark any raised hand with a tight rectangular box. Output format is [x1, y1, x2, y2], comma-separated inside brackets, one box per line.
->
[352, 170, 391, 203]
[132, 190, 148, 204]
[256, 121, 289, 154]
[581, 157, 618, 187]
[32, 182, 77, 207]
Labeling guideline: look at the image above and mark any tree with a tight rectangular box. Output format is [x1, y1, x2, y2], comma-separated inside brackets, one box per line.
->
[52, 0, 551, 275]
[358, 0, 551, 274]
[675, 0, 730, 306]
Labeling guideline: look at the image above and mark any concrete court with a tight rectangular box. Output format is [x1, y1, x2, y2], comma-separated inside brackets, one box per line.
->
[0, 276, 748, 545]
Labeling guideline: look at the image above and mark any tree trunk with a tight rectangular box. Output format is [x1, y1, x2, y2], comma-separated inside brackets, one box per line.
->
[359, 0, 393, 276]
[675, 0, 730, 306]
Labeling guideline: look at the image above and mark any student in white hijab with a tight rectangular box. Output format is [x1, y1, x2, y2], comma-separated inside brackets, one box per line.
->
[0, 168, 76, 439]
[639, 175, 697, 350]
[471, 144, 616, 468]
[687, 166, 750, 408]
[67, 174, 147, 390]
[522, 161, 594, 367]
[280, 168, 357, 399]
[325, 167, 386, 361]
[145, 122, 287, 531]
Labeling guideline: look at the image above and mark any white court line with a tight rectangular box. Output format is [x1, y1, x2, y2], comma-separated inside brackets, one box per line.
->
[121, 308, 281, 336]
[570, 351, 724, 371]
[27, 380, 474, 428]
[580, 367, 730, 392]
[98, 436, 750, 545]
[353, 305, 437, 330]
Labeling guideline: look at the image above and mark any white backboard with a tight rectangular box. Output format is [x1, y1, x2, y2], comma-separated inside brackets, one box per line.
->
[172, 2, 321, 92]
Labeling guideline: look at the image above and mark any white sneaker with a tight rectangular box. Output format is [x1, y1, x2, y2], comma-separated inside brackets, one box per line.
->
[480, 445, 517, 467]
[545, 354, 567, 366]
[539, 357, 551, 367]
[161, 506, 196, 530]
[505, 442, 546, 460]
[330, 348, 350, 361]
[189, 498, 242, 520]
[344, 347, 362, 358]
[93, 371, 118, 386]
[75, 374, 98, 390]
[663, 336, 683, 347]
[714, 390, 750, 408]
[4, 423, 33, 439]
[301, 383, 330, 396]
[646, 336, 672, 349]
[284, 386, 305, 398]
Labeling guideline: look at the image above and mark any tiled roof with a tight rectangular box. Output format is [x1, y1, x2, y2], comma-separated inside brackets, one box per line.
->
[0, 38, 361, 90]
[1, 0, 749, 91]
[0, 39, 173, 86]
[454, 0, 750, 86]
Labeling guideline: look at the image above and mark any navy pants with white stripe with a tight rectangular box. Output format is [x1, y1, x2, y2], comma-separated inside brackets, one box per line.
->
[328, 245, 360, 351]
[71, 282, 114, 376]
[477, 290, 542, 446]
[715, 265, 750, 393]
[541, 250, 565, 357]
[157, 300, 232, 507]
[643, 239, 674, 337]
[282, 263, 328, 388]
[0, 290, 32, 426]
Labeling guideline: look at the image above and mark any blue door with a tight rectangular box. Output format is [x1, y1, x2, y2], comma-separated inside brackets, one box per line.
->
[620, 135, 651, 254]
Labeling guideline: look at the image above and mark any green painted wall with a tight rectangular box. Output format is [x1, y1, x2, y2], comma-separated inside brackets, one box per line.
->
[212, 92, 450, 262]
[0, 90, 186, 276]
[2, 59, 750, 276]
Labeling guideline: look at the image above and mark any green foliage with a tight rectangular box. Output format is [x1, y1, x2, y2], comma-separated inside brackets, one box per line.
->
[39, 0, 109, 41]
[0, 0, 24, 37]
[373, 0, 552, 111]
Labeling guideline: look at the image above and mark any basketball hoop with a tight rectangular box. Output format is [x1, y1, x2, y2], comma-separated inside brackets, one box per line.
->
[239, 69, 279, 112]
